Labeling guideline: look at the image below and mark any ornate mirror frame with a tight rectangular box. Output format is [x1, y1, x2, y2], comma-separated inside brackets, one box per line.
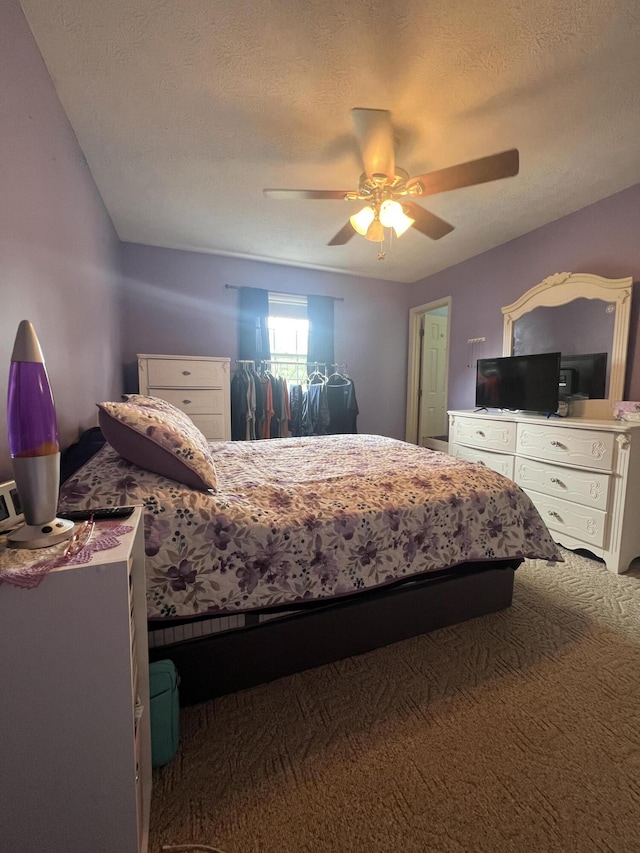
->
[502, 272, 633, 419]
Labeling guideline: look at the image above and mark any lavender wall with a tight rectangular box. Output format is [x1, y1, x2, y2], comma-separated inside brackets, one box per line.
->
[0, 0, 122, 480]
[409, 183, 640, 414]
[120, 244, 410, 440]
[9, 0, 639, 471]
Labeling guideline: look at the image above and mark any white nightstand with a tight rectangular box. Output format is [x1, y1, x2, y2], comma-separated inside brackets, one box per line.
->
[0, 507, 151, 852]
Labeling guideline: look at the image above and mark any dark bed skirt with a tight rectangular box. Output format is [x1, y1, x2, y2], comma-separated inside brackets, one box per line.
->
[149, 560, 519, 706]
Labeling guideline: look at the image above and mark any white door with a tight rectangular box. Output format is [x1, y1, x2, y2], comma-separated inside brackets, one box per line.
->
[406, 296, 451, 450]
[418, 313, 448, 442]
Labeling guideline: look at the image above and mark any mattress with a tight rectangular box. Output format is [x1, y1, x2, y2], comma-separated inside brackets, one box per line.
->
[59, 434, 561, 619]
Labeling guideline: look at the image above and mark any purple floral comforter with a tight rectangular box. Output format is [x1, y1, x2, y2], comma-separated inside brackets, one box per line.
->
[59, 434, 561, 619]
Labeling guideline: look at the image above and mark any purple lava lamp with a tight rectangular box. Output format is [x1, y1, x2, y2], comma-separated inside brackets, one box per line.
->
[7, 321, 74, 548]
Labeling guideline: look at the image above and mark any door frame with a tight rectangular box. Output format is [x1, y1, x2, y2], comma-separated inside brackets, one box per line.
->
[405, 296, 452, 448]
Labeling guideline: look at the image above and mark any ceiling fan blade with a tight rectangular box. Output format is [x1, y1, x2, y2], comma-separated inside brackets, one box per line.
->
[351, 108, 396, 181]
[407, 149, 519, 197]
[403, 202, 455, 240]
[263, 189, 351, 200]
[328, 221, 357, 246]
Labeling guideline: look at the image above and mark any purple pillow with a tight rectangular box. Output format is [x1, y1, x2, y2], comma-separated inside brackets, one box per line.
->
[97, 397, 217, 491]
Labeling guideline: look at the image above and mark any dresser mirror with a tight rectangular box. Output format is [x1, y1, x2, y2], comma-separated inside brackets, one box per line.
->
[502, 272, 633, 419]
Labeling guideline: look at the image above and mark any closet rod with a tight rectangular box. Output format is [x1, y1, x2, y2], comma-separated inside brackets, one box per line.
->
[236, 360, 347, 370]
[225, 283, 344, 302]
[236, 359, 330, 367]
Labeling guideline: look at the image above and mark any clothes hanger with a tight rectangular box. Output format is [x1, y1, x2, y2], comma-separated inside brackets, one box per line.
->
[327, 373, 350, 386]
[306, 362, 327, 384]
[327, 363, 350, 385]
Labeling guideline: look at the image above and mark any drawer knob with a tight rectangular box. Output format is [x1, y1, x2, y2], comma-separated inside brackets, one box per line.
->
[476, 430, 485, 437]
[548, 510, 562, 521]
[550, 477, 565, 487]
[182, 370, 191, 376]
[182, 399, 192, 405]
[550, 440, 566, 449]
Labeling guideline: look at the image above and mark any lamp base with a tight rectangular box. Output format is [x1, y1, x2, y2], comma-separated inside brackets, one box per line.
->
[8, 517, 75, 549]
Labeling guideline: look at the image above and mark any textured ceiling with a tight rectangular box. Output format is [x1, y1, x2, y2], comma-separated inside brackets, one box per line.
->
[20, 0, 640, 283]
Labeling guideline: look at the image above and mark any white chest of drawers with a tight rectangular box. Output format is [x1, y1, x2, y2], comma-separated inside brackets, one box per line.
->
[138, 353, 231, 441]
[449, 410, 640, 574]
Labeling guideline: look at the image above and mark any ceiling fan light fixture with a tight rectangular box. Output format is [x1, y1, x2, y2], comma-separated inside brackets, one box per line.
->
[265, 111, 519, 251]
[350, 205, 375, 236]
[393, 209, 415, 238]
[365, 217, 384, 242]
[379, 199, 414, 237]
[378, 199, 401, 227]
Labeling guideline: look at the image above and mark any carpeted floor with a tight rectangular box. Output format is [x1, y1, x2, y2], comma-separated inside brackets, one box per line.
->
[149, 550, 640, 853]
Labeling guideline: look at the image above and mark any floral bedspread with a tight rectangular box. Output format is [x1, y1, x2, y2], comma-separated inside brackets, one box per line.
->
[59, 434, 561, 619]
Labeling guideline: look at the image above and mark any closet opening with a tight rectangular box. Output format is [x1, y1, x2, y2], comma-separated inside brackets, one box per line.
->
[406, 297, 451, 452]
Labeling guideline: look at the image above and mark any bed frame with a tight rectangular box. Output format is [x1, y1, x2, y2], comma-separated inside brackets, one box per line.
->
[148, 559, 519, 705]
[61, 431, 522, 705]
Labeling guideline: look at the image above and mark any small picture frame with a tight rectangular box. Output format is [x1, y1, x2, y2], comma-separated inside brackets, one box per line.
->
[613, 401, 640, 421]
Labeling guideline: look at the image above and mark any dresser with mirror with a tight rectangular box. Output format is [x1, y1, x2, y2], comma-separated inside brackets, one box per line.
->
[449, 272, 640, 574]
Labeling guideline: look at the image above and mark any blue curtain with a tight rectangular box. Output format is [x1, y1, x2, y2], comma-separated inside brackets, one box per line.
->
[307, 295, 334, 370]
[237, 287, 271, 362]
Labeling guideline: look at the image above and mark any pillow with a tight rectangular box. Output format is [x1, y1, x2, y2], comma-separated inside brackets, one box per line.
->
[97, 396, 217, 491]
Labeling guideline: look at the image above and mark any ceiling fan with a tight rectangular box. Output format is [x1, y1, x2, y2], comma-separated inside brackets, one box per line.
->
[264, 108, 519, 249]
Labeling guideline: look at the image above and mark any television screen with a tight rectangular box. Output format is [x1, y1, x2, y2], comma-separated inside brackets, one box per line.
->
[559, 352, 607, 399]
[476, 352, 561, 412]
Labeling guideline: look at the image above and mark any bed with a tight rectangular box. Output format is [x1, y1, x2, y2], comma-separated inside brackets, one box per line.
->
[59, 415, 560, 704]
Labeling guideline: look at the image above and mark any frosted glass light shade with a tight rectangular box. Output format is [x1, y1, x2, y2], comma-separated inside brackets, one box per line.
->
[380, 200, 415, 237]
[392, 209, 415, 237]
[379, 200, 402, 227]
[365, 218, 384, 242]
[349, 206, 375, 236]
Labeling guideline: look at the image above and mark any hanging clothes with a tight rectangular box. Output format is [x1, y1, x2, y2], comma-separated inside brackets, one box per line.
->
[303, 374, 330, 436]
[289, 384, 303, 436]
[231, 365, 265, 440]
[250, 366, 264, 438]
[245, 369, 256, 440]
[282, 380, 290, 438]
[269, 375, 282, 438]
[326, 373, 359, 433]
[232, 362, 354, 440]
[261, 373, 274, 440]
[230, 368, 250, 441]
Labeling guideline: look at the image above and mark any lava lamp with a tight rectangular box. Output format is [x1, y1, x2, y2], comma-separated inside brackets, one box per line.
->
[7, 321, 74, 548]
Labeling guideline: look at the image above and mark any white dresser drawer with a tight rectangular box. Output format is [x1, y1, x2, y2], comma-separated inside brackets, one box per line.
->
[448, 409, 640, 574]
[515, 458, 610, 510]
[147, 387, 224, 415]
[453, 445, 514, 479]
[190, 413, 228, 441]
[525, 489, 607, 549]
[451, 416, 516, 453]
[138, 354, 231, 442]
[147, 358, 226, 388]
[516, 423, 615, 471]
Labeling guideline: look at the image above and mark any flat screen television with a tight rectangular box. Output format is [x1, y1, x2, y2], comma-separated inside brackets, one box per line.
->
[476, 352, 561, 413]
[559, 352, 607, 399]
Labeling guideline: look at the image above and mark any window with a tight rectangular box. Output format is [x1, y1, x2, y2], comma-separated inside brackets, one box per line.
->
[267, 293, 309, 383]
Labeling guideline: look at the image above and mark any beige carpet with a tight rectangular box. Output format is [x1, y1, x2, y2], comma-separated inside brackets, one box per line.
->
[150, 550, 640, 853]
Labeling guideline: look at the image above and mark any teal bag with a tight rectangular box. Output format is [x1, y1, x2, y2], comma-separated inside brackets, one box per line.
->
[149, 660, 180, 768]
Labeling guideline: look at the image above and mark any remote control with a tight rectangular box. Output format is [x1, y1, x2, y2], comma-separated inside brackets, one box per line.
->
[57, 506, 137, 521]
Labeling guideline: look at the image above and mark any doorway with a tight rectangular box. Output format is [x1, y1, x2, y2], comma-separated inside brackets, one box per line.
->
[406, 297, 451, 452]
